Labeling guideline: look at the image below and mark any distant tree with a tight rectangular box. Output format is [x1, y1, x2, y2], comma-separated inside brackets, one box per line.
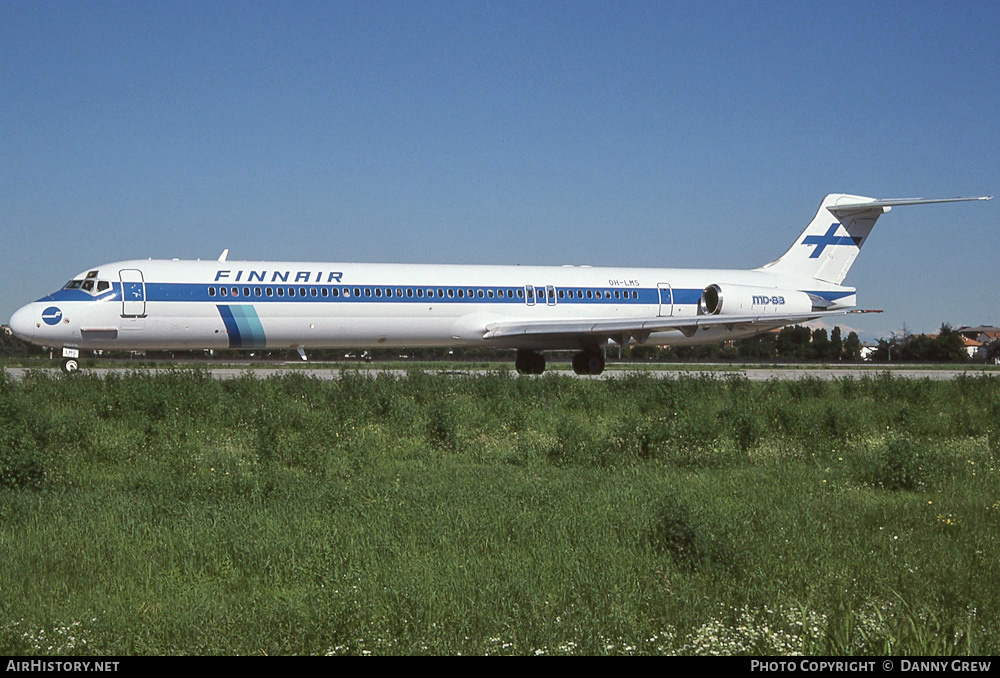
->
[987, 339, 1000, 363]
[931, 324, 968, 362]
[629, 345, 670, 361]
[736, 333, 777, 360]
[899, 333, 935, 361]
[831, 327, 844, 361]
[811, 328, 830, 361]
[0, 331, 36, 357]
[871, 338, 895, 362]
[843, 331, 862, 362]
[776, 325, 812, 360]
[876, 324, 968, 363]
[685, 343, 724, 360]
[718, 343, 739, 361]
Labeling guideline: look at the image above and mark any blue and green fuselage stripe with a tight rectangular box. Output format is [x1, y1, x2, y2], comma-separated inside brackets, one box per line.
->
[217, 305, 267, 349]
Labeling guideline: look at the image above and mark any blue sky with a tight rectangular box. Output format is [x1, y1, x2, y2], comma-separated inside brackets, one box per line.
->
[3, 1, 997, 338]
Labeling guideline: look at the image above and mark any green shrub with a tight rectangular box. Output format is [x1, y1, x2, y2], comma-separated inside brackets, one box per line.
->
[861, 437, 932, 491]
[646, 496, 738, 575]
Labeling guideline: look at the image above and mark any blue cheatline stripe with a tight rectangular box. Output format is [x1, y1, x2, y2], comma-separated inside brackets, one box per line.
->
[806, 290, 855, 302]
[43, 282, 855, 309]
[144, 282, 695, 305]
[217, 305, 267, 349]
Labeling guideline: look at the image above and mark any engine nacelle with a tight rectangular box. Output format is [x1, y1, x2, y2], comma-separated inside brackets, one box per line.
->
[698, 283, 815, 316]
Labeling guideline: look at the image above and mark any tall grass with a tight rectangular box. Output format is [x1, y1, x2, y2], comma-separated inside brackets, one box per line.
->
[0, 369, 997, 654]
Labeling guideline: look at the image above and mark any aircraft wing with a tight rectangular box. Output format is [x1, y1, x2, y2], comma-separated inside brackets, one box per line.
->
[482, 309, 858, 346]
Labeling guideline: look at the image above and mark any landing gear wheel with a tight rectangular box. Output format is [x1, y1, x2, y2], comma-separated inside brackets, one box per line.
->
[572, 349, 605, 375]
[60, 358, 80, 374]
[515, 350, 546, 375]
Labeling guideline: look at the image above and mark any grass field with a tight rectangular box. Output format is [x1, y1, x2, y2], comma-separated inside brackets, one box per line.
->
[1, 369, 998, 655]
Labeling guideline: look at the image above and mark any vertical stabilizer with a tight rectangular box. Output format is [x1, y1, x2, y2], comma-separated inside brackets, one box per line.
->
[757, 194, 884, 284]
[758, 194, 991, 284]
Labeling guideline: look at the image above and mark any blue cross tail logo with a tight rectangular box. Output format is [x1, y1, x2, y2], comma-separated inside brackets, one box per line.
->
[802, 223, 863, 259]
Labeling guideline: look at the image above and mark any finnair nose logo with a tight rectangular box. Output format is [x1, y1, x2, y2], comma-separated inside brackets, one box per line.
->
[802, 223, 863, 259]
[41, 306, 63, 325]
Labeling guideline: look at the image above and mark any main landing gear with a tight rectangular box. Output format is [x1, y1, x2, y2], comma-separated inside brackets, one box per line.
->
[515, 349, 546, 375]
[571, 349, 605, 376]
[514, 348, 606, 375]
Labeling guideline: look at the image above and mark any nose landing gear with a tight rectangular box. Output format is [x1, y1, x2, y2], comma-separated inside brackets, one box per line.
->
[59, 347, 81, 374]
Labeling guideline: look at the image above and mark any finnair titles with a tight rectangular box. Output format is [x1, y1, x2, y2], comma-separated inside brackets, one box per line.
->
[214, 269, 344, 283]
[7, 193, 992, 374]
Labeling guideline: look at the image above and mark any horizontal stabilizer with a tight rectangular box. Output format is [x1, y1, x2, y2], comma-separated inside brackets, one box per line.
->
[830, 195, 992, 215]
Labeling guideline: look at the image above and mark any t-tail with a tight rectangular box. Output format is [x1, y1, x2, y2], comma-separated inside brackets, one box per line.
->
[757, 193, 992, 284]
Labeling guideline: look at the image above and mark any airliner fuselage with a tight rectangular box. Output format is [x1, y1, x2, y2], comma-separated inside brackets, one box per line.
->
[9, 259, 854, 352]
[7, 193, 991, 374]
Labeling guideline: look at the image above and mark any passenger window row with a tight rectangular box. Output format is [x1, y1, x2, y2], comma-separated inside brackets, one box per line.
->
[205, 285, 642, 301]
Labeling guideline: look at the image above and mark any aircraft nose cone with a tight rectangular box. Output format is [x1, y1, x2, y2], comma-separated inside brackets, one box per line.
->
[8, 305, 36, 343]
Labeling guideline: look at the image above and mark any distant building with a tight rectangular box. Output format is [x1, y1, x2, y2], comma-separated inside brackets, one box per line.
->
[957, 326, 1000, 360]
[958, 335, 984, 359]
[958, 325, 1000, 341]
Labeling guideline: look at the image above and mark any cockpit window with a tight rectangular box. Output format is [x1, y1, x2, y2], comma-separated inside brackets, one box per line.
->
[65, 278, 112, 295]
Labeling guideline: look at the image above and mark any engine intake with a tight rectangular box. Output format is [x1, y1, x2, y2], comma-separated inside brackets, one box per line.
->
[698, 283, 815, 315]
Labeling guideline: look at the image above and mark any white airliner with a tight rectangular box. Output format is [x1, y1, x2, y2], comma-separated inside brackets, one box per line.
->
[7, 193, 991, 374]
